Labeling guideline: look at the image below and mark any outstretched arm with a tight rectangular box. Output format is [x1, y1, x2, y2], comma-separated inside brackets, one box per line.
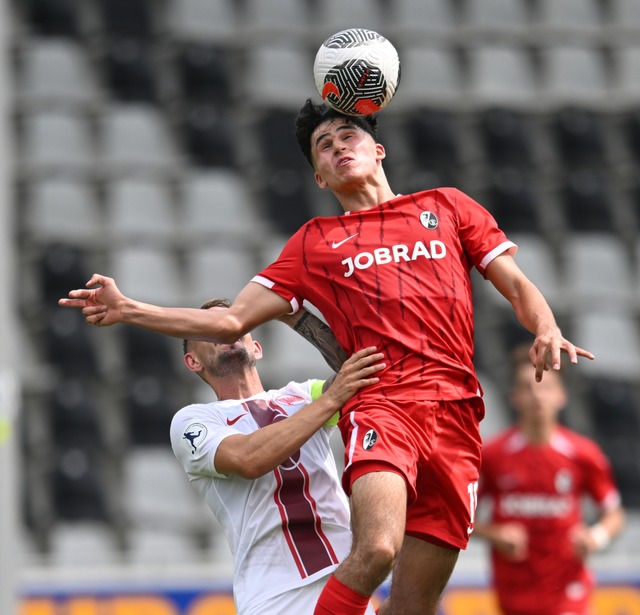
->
[278, 308, 349, 373]
[214, 347, 385, 479]
[59, 274, 291, 343]
[485, 254, 594, 381]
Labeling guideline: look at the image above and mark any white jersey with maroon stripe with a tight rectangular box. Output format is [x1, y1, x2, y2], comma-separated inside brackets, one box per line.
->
[170, 380, 351, 615]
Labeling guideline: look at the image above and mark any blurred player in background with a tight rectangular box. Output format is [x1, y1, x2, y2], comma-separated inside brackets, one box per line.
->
[473, 345, 625, 615]
[59, 100, 594, 615]
[173, 298, 382, 615]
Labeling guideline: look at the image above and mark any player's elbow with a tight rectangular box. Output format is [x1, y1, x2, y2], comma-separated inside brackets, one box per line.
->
[215, 314, 247, 344]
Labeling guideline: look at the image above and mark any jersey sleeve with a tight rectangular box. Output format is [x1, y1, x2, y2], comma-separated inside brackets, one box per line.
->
[252, 226, 307, 313]
[170, 404, 243, 480]
[579, 438, 622, 511]
[449, 188, 517, 275]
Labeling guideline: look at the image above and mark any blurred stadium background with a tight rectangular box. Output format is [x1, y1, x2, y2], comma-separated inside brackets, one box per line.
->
[2, 0, 640, 612]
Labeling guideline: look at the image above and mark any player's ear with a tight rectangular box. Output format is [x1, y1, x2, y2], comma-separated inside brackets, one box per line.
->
[314, 171, 328, 189]
[184, 351, 203, 374]
[375, 143, 386, 160]
[252, 340, 264, 361]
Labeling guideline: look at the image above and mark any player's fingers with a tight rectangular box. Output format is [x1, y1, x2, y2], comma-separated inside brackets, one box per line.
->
[82, 305, 107, 317]
[58, 297, 88, 308]
[65, 289, 93, 300]
[86, 273, 109, 288]
[575, 346, 595, 361]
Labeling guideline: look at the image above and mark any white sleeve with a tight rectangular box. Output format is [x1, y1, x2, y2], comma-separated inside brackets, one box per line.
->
[170, 404, 241, 480]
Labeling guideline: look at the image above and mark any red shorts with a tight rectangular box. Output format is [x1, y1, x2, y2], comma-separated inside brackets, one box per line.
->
[339, 396, 485, 550]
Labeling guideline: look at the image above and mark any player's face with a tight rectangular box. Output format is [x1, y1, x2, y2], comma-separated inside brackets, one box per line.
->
[310, 119, 385, 190]
[191, 335, 261, 378]
[510, 364, 567, 423]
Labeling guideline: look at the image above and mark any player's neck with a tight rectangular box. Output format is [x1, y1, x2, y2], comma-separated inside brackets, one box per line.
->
[520, 419, 557, 445]
[210, 370, 264, 401]
[335, 174, 396, 213]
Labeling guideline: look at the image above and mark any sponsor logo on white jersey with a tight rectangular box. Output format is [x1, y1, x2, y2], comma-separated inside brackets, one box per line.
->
[341, 240, 447, 278]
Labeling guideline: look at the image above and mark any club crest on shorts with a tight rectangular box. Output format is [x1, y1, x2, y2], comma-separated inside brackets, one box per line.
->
[362, 429, 378, 451]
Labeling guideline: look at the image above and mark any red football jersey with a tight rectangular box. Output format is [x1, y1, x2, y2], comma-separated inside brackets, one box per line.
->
[479, 426, 621, 614]
[253, 188, 514, 406]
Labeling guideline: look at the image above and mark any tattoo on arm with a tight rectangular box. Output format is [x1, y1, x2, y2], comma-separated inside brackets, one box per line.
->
[292, 311, 349, 373]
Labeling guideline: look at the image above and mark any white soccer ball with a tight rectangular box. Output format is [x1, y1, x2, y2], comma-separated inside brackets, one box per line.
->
[313, 28, 401, 116]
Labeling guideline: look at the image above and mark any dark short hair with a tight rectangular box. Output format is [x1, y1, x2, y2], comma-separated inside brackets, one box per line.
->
[295, 98, 378, 167]
[182, 298, 231, 355]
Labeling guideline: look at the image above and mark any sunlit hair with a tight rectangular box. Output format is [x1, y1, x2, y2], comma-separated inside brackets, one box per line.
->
[295, 98, 378, 167]
[182, 298, 231, 355]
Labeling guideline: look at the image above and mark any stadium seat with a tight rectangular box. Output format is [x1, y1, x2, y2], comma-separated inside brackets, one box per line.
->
[124, 373, 179, 446]
[552, 107, 607, 168]
[572, 310, 640, 379]
[585, 376, 640, 438]
[109, 246, 183, 306]
[468, 45, 538, 108]
[178, 170, 262, 243]
[24, 177, 102, 246]
[610, 0, 640, 33]
[105, 178, 176, 244]
[560, 168, 615, 232]
[242, 0, 312, 41]
[96, 0, 155, 40]
[404, 108, 461, 173]
[49, 522, 120, 567]
[388, 0, 456, 41]
[181, 103, 236, 168]
[614, 46, 640, 105]
[485, 167, 541, 234]
[183, 246, 257, 307]
[538, 0, 603, 35]
[38, 243, 91, 303]
[483, 233, 563, 313]
[127, 527, 202, 565]
[262, 165, 316, 235]
[25, 0, 79, 37]
[478, 107, 534, 167]
[52, 446, 109, 521]
[392, 47, 462, 109]
[243, 44, 314, 110]
[597, 436, 640, 507]
[170, 0, 239, 44]
[257, 108, 303, 167]
[542, 45, 609, 106]
[18, 39, 99, 109]
[104, 39, 159, 103]
[46, 308, 99, 376]
[463, 0, 530, 36]
[98, 104, 178, 176]
[122, 326, 180, 379]
[561, 233, 634, 310]
[121, 447, 212, 529]
[49, 378, 103, 448]
[21, 110, 94, 174]
[314, 0, 385, 39]
[176, 43, 233, 103]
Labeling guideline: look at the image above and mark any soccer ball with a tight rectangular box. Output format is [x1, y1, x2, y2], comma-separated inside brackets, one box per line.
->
[313, 28, 401, 116]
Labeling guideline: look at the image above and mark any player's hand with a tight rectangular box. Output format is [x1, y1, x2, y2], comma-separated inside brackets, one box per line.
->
[58, 274, 126, 327]
[529, 328, 595, 382]
[492, 523, 528, 561]
[570, 523, 601, 559]
[324, 347, 385, 408]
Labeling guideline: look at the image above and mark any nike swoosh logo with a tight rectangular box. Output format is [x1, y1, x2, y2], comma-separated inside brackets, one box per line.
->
[331, 233, 358, 249]
[226, 414, 245, 426]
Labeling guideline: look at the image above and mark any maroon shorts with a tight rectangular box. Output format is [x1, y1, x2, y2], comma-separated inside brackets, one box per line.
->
[339, 396, 485, 550]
